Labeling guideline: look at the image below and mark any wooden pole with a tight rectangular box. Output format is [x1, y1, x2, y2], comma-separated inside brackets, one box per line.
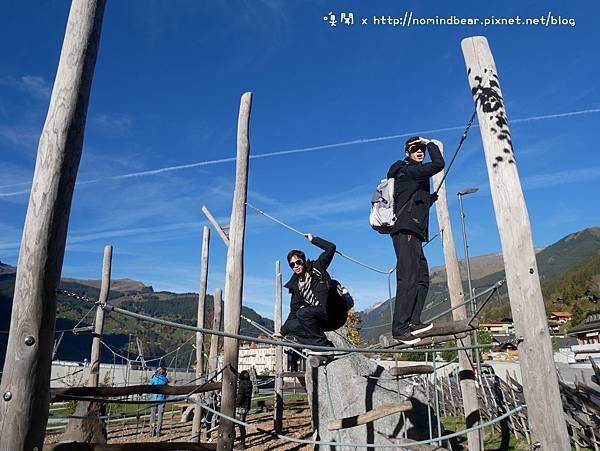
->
[89, 245, 112, 387]
[209, 288, 223, 373]
[273, 260, 284, 432]
[461, 36, 569, 449]
[0, 1, 105, 448]
[192, 226, 210, 442]
[432, 139, 482, 451]
[217, 92, 252, 451]
[202, 206, 230, 247]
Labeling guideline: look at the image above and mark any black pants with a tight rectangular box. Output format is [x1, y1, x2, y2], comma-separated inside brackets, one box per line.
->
[391, 231, 430, 335]
[284, 306, 333, 347]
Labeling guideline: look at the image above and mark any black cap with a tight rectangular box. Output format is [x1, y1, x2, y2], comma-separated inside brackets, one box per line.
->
[405, 136, 423, 152]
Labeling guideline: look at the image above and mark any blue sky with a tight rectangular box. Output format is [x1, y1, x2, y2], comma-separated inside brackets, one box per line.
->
[1, 1, 599, 320]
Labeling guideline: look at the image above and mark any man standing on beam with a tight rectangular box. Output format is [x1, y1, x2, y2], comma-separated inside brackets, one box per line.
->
[388, 136, 445, 344]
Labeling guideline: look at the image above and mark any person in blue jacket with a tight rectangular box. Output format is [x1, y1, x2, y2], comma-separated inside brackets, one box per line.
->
[149, 366, 169, 437]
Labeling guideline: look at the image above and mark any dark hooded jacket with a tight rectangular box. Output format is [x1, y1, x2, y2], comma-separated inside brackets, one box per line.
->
[236, 379, 253, 410]
[280, 236, 336, 336]
[387, 141, 445, 241]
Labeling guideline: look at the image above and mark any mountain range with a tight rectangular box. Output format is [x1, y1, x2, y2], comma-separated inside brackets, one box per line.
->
[1, 226, 599, 363]
[358, 227, 600, 343]
[0, 264, 273, 368]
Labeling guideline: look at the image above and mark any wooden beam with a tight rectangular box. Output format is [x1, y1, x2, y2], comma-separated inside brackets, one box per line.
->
[51, 382, 222, 401]
[208, 288, 223, 374]
[201, 206, 230, 247]
[388, 365, 433, 377]
[280, 372, 306, 379]
[44, 442, 217, 451]
[217, 92, 253, 451]
[192, 226, 210, 442]
[89, 245, 112, 387]
[327, 401, 412, 431]
[273, 260, 284, 433]
[0, 1, 106, 448]
[461, 36, 569, 449]
[432, 138, 482, 450]
[392, 333, 467, 350]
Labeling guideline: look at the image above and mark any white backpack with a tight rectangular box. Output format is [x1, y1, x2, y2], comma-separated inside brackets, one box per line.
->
[369, 178, 395, 234]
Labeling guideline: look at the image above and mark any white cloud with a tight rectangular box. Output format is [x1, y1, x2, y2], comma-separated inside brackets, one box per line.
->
[0, 75, 51, 100]
[93, 113, 133, 133]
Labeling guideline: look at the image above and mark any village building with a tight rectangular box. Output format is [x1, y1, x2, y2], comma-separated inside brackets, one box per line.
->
[567, 311, 600, 362]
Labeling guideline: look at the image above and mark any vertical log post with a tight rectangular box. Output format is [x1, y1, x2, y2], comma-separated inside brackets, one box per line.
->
[273, 260, 284, 432]
[192, 226, 210, 441]
[217, 92, 252, 451]
[209, 288, 223, 374]
[89, 245, 112, 387]
[0, 1, 106, 448]
[461, 36, 569, 449]
[432, 140, 482, 451]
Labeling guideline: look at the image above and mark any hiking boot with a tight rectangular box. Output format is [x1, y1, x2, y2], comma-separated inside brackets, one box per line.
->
[410, 322, 433, 335]
[392, 331, 421, 345]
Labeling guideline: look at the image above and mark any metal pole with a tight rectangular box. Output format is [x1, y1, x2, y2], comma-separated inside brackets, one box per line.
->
[458, 192, 482, 381]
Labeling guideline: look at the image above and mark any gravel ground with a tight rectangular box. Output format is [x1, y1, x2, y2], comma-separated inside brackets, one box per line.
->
[45, 407, 314, 450]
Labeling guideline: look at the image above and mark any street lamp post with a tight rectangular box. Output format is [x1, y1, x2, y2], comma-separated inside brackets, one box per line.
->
[457, 187, 482, 380]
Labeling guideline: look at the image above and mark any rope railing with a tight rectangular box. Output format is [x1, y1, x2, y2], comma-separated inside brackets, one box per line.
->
[240, 314, 307, 360]
[100, 300, 494, 355]
[196, 397, 526, 449]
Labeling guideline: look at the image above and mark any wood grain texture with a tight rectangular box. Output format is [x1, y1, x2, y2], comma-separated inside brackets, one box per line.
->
[388, 365, 433, 377]
[217, 92, 252, 451]
[432, 139, 482, 450]
[327, 401, 413, 431]
[50, 382, 222, 400]
[462, 35, 569, 449]
[209, 288, 223, 374]
[89, 245, 112, 388]
[0, 1, 106, 449]
[201, 206, 230, 246]
[44, 442, 217, 451]
[192, 226, 210, 441]
[273, 261, 284, 432]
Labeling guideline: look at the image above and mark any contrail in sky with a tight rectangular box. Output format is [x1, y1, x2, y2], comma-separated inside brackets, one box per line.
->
[1, 107, 599, 198]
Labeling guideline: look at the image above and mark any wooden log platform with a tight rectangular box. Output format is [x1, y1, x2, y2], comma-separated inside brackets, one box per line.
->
[50, 382, 221, 401]
[388, 365, 434, 377]
[327, 401, 413, 431]
[414, 319, 478, 340]
[384, 332, 468, 350]
[45, 443, 216, 450]
[280, 371, 306, 378]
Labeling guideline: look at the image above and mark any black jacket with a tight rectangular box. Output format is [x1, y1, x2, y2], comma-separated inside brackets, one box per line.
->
[236, 379, 253, 410]
[387, 141, 445, 241]
[280, 237, 336, 336]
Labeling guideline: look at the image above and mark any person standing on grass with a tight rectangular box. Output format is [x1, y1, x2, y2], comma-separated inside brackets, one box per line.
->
[387, 136, 444, 345]
[149, 366, 169, 437]
[234, 370, 253, 450]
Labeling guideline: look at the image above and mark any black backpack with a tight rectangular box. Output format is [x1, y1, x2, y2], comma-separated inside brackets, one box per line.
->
[311, 267, 354, 331]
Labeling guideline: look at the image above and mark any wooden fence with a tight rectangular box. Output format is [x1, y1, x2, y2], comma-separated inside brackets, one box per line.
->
[423, 371, 600, 450]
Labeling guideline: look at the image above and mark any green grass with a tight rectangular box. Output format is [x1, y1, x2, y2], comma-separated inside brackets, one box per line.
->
[441, 416, 530, 450]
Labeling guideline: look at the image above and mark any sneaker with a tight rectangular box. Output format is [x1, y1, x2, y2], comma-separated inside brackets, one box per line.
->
[304, 348, 335, 356]
[392, 331, 421, 345]
[410, 322, 433, 335]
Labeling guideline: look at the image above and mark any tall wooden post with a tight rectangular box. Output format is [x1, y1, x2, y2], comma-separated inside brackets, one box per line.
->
[0, 1, 105, 449]
[89, 245, 112, 387]
[217, 92, 252, 451]
[273, 261, 284, 432]
[209, 288, 223, 373]
[461, 36, 569, 449]
[432, 141, 482, 451]
[192, 225, 210, 442]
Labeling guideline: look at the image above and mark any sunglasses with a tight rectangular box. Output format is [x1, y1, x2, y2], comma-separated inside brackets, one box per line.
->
[408, 144, 425, 153]
[289, 260, 304, 269]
